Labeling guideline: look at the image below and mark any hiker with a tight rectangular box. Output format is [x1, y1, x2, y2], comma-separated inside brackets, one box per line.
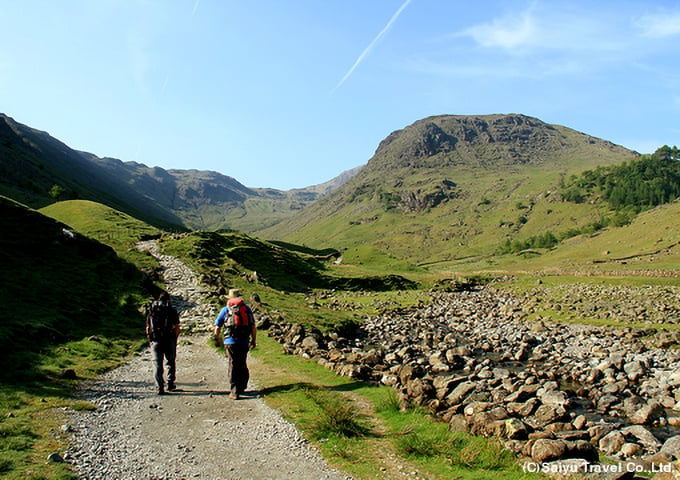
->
[146, 292, 180, 395]
[213, 288, 257, 399]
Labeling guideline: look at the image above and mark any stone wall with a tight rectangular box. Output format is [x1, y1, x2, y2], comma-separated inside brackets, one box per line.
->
[264, 287, 680, 472]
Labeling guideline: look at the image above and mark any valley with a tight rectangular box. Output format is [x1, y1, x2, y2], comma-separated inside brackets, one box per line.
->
[1, 112, 679, 479]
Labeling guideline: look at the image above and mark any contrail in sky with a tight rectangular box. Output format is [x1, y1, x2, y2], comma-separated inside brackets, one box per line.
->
[334, 0, 412, 92]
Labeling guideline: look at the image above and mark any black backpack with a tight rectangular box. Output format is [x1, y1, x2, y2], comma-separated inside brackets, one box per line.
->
[147, 300, 174, 341]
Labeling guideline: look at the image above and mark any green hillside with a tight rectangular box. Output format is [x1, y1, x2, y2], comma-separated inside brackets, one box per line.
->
[0, 196, 157, 479]
[40, 199, 161, 267]
[0, 197, 150, 376]
[259, 114, 638, 267]
[0, 114, 184, 230]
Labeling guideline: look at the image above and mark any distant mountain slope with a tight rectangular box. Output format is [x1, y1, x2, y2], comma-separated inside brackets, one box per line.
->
[0, 114, 184, 229]
[259, 114, 639, 266]
[0, 114, 360, 232]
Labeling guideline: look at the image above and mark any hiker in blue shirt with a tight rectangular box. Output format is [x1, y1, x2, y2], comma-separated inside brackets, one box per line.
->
[213, 288, 257, 399]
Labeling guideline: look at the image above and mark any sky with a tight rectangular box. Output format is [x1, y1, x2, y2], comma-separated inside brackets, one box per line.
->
[2, 1, 679, 190]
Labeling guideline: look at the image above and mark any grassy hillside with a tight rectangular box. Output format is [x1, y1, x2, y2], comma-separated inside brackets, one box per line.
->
[0, 196, 152, 479]
[158, 231, 423, 333]
[40, 199, 161, 269]
[0, 196, 150, 377]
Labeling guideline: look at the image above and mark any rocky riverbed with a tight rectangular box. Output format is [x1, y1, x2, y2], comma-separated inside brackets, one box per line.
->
[267, 285, 680, 476]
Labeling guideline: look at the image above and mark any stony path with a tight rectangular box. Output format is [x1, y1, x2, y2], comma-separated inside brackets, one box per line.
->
[65, 240, 349, 480]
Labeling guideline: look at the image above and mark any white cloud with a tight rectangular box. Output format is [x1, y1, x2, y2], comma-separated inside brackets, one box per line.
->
[455, 4, 628, 54]
[635, 12, 680, 38]
[462, 8, 536, 50]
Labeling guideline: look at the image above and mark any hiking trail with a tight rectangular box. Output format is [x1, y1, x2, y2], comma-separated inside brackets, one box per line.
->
[65, 240, 349, 480]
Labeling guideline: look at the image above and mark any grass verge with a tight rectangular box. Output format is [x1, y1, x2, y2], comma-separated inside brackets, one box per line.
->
[250, 334, 543, 480]
[0, 336, 145, 480]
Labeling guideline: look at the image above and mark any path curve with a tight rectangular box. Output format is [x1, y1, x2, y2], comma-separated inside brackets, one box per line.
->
[65, 240, 349, 480]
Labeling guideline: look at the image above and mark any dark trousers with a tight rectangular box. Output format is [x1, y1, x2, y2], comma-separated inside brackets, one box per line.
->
[225, 343, 249, 394]
[151, 336, 177, 390]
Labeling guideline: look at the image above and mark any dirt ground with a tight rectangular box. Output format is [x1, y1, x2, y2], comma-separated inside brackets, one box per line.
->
[66, 335, 350, 479]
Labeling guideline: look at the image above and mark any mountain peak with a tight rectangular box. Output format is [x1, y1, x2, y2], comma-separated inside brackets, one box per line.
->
[369, 113, 621, 172]
[369, 114, 563, 167]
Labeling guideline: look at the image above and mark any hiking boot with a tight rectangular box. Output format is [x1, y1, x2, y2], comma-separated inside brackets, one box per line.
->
[168, 383, 176, 392]
[158, 388, 166, 395]
[229, 391, 239, 400]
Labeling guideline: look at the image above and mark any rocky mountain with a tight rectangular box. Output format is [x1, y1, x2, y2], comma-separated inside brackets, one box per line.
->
[0, 113, 359, 231]
[259, 114, 639, 266]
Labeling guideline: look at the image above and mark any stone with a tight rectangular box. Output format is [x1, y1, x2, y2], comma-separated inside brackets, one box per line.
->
[623, 360, 646, 382]
[464, 401, 491, 416]
[660, 435, 680, 460]
[505, 384, 540, 403]
[433, 374, 462, 400]
[599, 431, 626, 455]
[445, 381, 476, 406]
[621, 425, 662, 451]
[540, 390, 570, 408]
[505, 418, 529, 440]
[630, 401, 665, 425]
[531, 439, 568, 463]
[598, 393, 620, 412]
[507, 398, 539, 417]
[47, 452, 64, 463]
[589, 424, 616, 443]
[573, 414, 588, 430]
[568, 440, 599, 463]
[301, 335, 319, 352]
[534, 404, 568, 426]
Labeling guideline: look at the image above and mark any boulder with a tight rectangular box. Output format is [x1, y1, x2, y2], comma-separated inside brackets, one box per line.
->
[660, 435, 680, 460]
[531, 439, 568, 462]
[505, 418, 529, 440]
[630, 401, 666, 425]
[598, 394, 620, 412]
[540, 390, 571, 408]
[505, 384, 540, 403]
[621, 425, 662, 451]
[599, 431, 626, 456]
[432, 374, 463, 400]
[623, 360, 646, 382]
[445, 381, 476, 406]
[507, 398, 539, 417]
[301, 335, 319, 352]
[533, 405, 569, 426]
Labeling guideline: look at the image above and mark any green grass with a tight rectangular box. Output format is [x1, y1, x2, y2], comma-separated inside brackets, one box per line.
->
[3, 193, 677, 479]
[40, 199, 161, 268]
[0, 196, 152, 479]
[251, 334, 543, 480]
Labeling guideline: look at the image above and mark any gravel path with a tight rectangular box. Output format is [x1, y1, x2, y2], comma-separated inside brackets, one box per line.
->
[65, 240, 349, 480]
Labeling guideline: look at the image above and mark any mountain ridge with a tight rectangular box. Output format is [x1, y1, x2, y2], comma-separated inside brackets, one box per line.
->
[0, 113, 359, 231]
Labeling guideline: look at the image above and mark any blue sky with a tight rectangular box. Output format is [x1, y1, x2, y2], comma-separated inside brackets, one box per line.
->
[2, 1, 679, 190]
